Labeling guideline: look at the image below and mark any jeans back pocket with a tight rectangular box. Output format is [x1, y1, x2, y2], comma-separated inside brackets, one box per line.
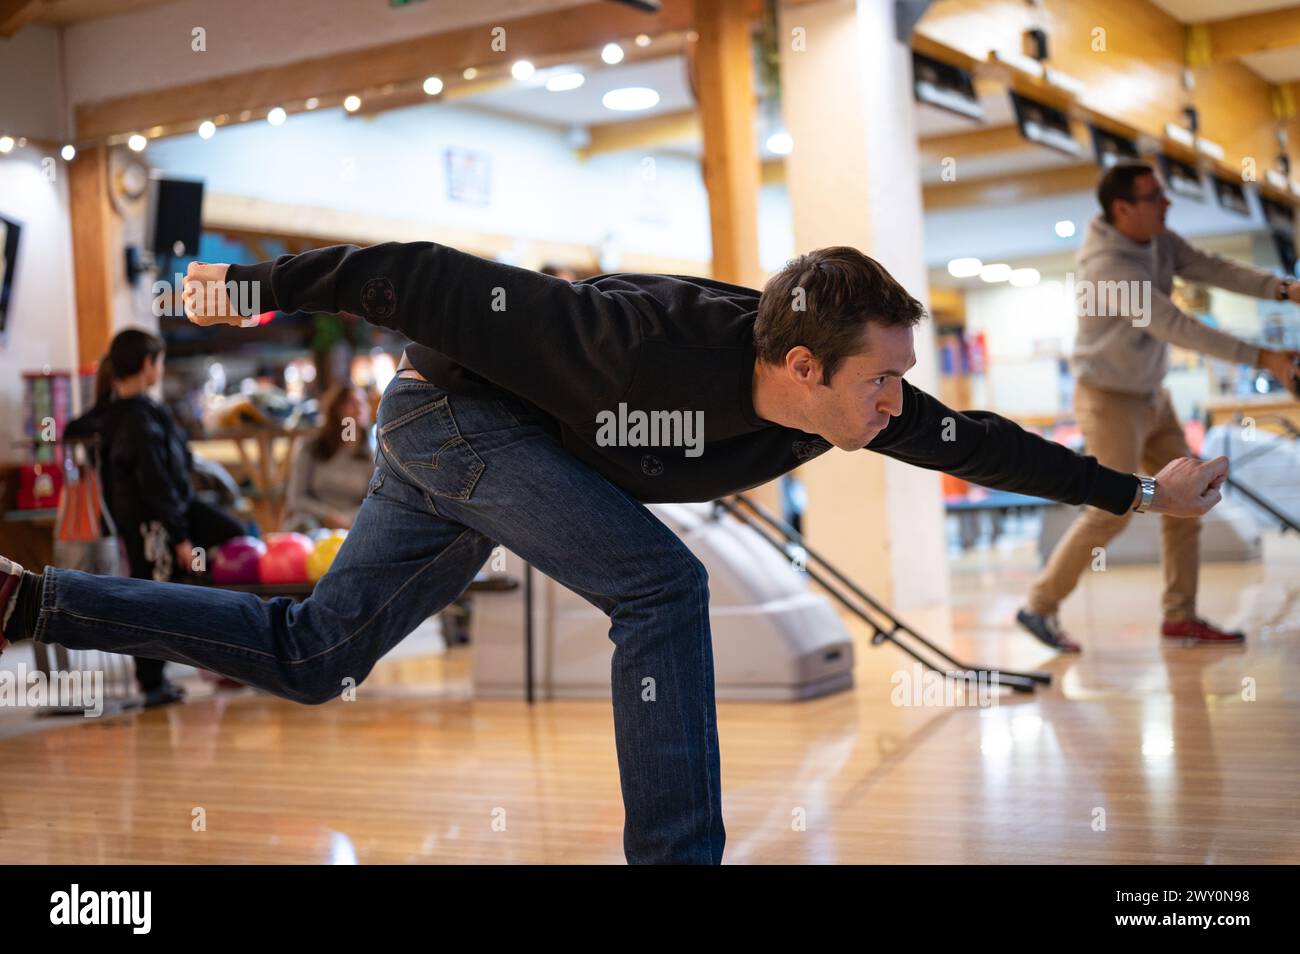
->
[377, 386, 485, 502]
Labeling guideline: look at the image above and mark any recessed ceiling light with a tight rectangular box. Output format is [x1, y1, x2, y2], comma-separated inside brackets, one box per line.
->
[267, 107, 287, 126]
[61, 144, 76, 161]
[127, 133, 147, 152]
[463, 67, 478, 80]
[979, 263, 1012, 282]
[546, 72, 585, 92]
[343, 95, 361, 112]
[423, 76, 444, 96]
[947, 257, 982, 278]
[635, 34, 651, 47]
[512, 60, 535, 80]
[602, 87, 660, 111]
[1054, 219, 1076, 238]
[1009, 267, 1040, 287]
[601, 43, 624, 65]
[198, 121, 216, 139]
[0, 136, 14, 154]
[304, 98, 319, 110]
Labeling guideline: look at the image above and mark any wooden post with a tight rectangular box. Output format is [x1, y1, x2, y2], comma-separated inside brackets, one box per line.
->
[68, 144, 116, 368]
[693, 0, 762, 288]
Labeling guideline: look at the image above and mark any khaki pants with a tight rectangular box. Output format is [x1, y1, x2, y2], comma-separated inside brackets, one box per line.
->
[1027, 382, 1200, 621]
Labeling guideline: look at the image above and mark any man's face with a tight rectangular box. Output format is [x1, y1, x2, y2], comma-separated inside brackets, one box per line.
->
[1116, 172, 1170, 240]
[802, 323, 915, 450]
[146, 353, 164, 386]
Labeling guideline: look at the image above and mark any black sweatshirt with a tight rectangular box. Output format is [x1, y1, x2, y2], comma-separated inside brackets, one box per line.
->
[228, 243, 1139, 514]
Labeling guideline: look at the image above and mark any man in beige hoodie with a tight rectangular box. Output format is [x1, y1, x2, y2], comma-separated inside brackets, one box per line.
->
[1017, 160, 1300, 652]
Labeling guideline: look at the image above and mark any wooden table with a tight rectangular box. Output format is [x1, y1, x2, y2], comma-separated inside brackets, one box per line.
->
[194, 426, 315, 531]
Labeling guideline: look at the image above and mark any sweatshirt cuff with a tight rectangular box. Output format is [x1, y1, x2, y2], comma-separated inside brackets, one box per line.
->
[1087, 464, 1139, 516]
[226, 262, 279, 314]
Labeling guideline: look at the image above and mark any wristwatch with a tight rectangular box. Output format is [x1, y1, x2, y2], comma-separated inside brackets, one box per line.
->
[1133, 475, 1157, 513]
[1278, 279, 1294, 301]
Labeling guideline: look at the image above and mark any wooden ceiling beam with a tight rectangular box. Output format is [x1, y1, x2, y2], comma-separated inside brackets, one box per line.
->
[75, 0, 696, 141]
[0, 0, 44, 37]
[1190, 7, 1300, 66]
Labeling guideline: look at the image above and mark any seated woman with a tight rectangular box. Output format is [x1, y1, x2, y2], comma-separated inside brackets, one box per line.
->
[284, 385, 376, 532]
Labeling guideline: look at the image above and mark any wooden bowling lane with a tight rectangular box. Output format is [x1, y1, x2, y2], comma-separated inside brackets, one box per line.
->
[1, 537, 1297, 864]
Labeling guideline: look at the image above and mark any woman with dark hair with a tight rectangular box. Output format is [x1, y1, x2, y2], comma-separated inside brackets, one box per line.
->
[285, 384, 375, 531]
[65, 328, 245, 707]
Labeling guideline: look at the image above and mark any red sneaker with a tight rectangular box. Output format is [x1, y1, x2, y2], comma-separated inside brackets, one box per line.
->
[1161, 617, 1245, 646]
[0, 555, 25, 652]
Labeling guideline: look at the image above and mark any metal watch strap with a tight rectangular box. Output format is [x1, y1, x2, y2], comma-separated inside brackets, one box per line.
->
[1133, 476, 1157, 513]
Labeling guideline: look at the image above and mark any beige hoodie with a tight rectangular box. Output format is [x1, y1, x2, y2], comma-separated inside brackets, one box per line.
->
[1069, 215, 1275, 394]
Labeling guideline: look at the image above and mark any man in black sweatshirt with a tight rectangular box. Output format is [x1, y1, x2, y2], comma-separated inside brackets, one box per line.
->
[0, 244, 1227, 864]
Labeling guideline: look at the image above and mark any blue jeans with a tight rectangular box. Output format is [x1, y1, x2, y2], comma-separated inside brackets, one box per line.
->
[35, 377, 725, 864]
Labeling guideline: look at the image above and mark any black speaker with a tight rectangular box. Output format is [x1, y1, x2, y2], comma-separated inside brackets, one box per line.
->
[149, 177, 204, 260]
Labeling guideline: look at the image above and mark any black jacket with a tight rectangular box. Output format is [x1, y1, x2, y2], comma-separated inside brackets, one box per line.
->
[229, 243, 1138, 514]
[67, 394, 194, 544]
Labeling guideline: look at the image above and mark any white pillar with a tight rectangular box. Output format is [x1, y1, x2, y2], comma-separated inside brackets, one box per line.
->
[778, 0, 949, 610]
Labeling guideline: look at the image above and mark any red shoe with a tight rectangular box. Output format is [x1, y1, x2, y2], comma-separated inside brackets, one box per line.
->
[1161, 617, 1245, 646]
[0, 555, 25, 653]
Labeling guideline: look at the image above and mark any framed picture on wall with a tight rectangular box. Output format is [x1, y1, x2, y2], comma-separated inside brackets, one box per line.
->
[0, 214, 21, 337]
[445, 148, 491, 206]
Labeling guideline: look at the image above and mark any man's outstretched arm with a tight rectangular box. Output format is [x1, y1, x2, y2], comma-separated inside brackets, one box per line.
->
[866, 381, 1227, 517]
[183, 243, 646, 423]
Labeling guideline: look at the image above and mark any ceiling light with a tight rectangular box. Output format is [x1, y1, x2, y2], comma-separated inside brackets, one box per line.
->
[127, 133, 147, 152]
[305, 97, 319, 110]
[0, 136, 15, 154]
[343, 95, 361, 112]
[1009, 267, 1041, 287]
[267, 107, 286, 126]
[765, 131, 793, 155]
[947, 257, 982, 278]
[635, 34, 652, 47]
[61, 144, 76, 161]
[512, 60, 535, 80]
[423, 76, 444, 96]
[602, 43, 624, 64]
[602, 87, 660, 111]
[198, 120, 216, 139]
[979, 263, 1012, 282]
[463, 67, 478, 80]
[1054, 219, 1076, 238]
[546, 72, 585, 92]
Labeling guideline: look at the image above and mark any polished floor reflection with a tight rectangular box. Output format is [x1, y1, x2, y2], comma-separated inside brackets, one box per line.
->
[2, 534, 1297, 864]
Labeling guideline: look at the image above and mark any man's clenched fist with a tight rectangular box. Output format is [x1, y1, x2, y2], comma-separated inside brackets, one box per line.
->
[181, 262, 252, 327]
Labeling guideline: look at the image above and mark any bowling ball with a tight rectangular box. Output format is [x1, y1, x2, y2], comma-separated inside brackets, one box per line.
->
[307, 530, 347, 582]
[210, 536, 266, 585]
[260, 532, 314, 584]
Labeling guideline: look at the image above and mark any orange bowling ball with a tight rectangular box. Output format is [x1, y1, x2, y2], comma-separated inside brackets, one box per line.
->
[259, 532, 314, 584]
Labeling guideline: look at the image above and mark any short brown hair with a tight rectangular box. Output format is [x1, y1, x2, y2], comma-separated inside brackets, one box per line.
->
[1098, 161, 1156, 223]
[755, 247, 925, 384]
